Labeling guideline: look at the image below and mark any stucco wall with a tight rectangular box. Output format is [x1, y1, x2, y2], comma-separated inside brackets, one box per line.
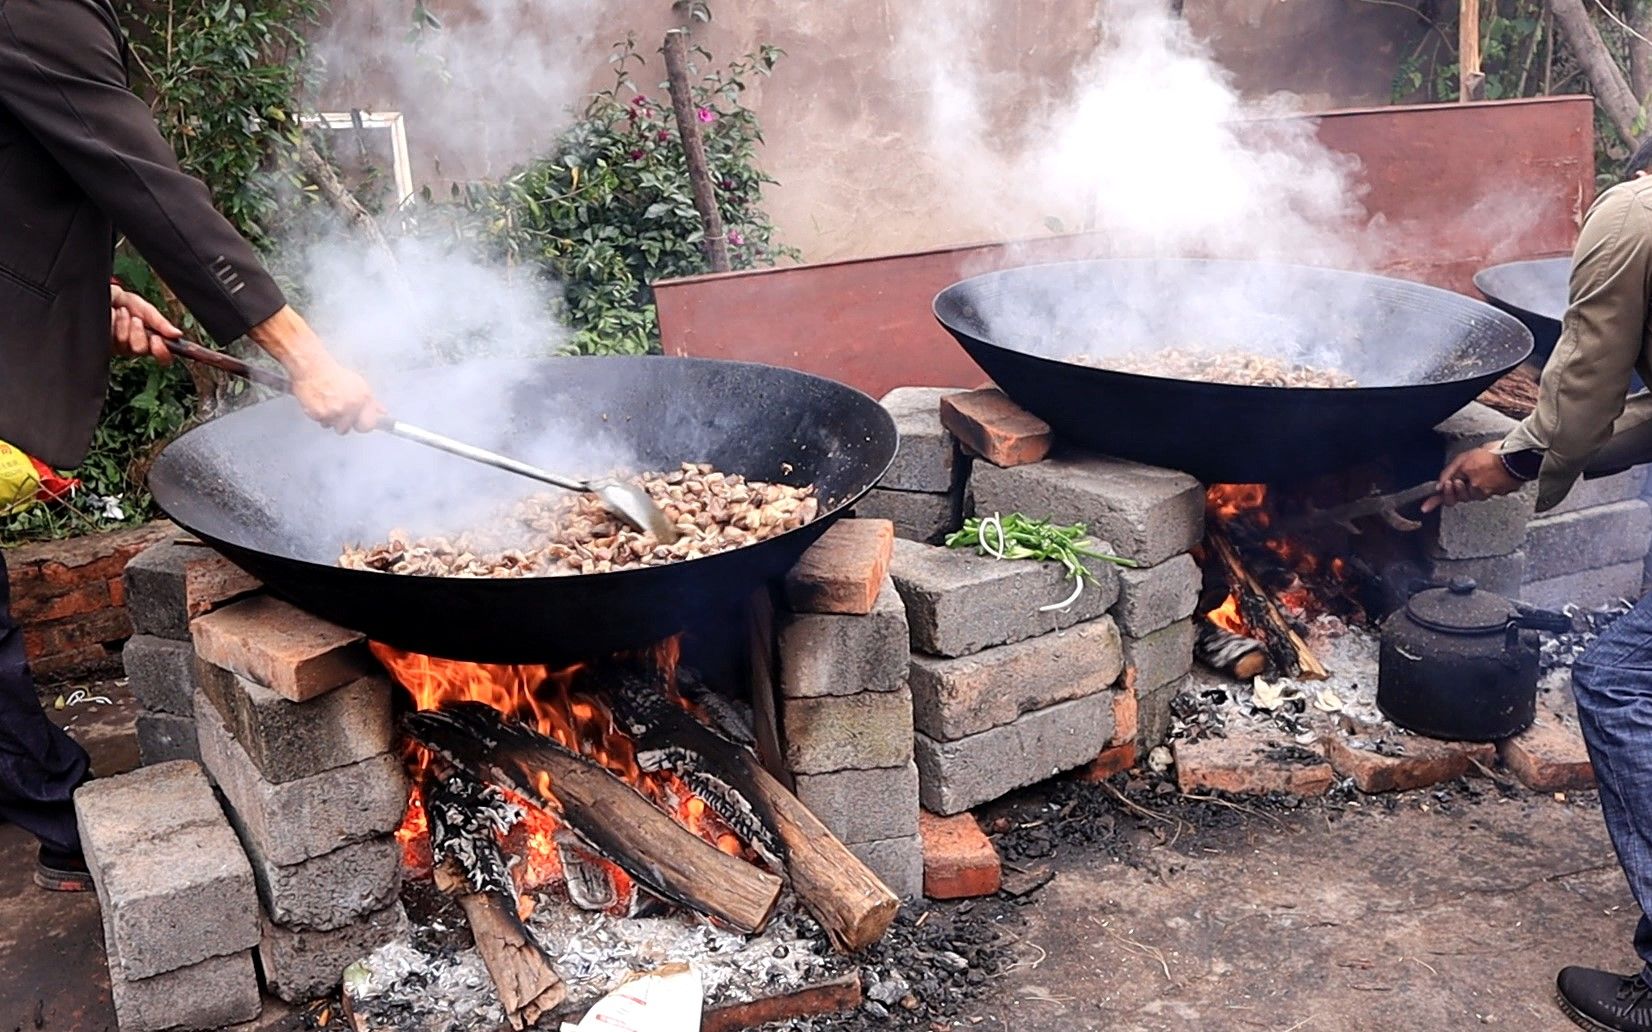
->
[317, 1, 1425, 262]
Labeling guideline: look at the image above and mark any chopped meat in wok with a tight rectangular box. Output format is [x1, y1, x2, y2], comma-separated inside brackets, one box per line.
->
[1068, 348, 1358, 389]
[340, 462, 820, 577]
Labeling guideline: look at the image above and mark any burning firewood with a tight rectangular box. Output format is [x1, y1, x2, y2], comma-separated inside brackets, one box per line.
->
[604, 664, 901, 953]
[1194, 617, 1268, 680]
[404, 702, 783, 935]
[1207, 532, 1328, 680]
[424, 771, 567, 1030]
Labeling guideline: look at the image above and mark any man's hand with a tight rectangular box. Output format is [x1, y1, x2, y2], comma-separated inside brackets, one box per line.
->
[1420, 443, 1524, 513]
[247, 306, 385, 434]
[110, 284, 181, 364]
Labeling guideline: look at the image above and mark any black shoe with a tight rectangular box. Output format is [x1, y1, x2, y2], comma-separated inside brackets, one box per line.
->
[1558, 966, 1652, 1031]
[34, 845, 93, 893]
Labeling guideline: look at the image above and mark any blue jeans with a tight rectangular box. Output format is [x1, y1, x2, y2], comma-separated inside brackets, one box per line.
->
[0, 550, 89, 853]
[1573, 590, 1652, 983]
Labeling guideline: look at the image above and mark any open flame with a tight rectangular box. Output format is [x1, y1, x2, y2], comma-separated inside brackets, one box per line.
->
[374, 638, 751, 906]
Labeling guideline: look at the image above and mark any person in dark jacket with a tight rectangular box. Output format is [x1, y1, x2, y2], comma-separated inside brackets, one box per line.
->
[0, 0, 383, 891]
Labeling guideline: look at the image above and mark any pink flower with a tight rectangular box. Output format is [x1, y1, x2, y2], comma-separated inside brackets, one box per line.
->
[628, 149, 645, 160]
[727, 228, 744, 247]
[696, 106, 717, 123]
[630, 94, 650, 107]
[657, 130, 672, 142]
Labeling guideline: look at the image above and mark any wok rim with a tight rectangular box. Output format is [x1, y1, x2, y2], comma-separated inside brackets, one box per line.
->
[1472, 255, 1569, 327]
[934, 256, 1536, 392]
[148, 354, 898, 589]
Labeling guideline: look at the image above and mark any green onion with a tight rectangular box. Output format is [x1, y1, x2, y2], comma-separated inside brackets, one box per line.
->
[945, 513, 1138, 612]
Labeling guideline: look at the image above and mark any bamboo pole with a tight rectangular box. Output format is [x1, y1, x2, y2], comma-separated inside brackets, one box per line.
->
[1459, 0, 1485, 101]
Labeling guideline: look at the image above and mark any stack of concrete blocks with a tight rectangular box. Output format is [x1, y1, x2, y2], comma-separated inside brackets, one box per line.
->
[890, 534, 1128, 814]
[853, 387, 968, 543]
[190, 596, 408, 1004]
[121, 538, 260, 765]
[970, 455, 1206, 750]
[778, 518, 923, 898]
[76, 762, 264, 1031]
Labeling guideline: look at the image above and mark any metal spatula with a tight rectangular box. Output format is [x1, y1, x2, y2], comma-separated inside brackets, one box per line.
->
[167, 340, 680, 543]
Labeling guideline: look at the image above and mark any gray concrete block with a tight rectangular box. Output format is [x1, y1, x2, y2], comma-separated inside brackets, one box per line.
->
[137, 712, 200, 767]
[1552, 467, 1651, 516]
[125, 539, 260, 640]
[910, 618, 1123, 740]
[853, 487, 960, 544]
[122, 635, 198, 717]
[258, 904, 406, 1004]
[197, 664, 394, 784]
[889, 537, 1121, 658]
[1139, 675, 1190, 748]
[915, 692, 1115, 814]
[109, 950, 261, 1032]
[879, 387, 965, 492]
[970, 454, 1203, 567]
[1114, 554, 1201, 638]
[778, 577, 909, 699]
[75, 762, 222, 878]
[1428, 485, 1536, 560]
[793, 762, 920, 846]
[78, 764, 259, 981]
[1523, 561, 1646, 611]
[1433, 403, 1518, 456]
[1429, 551, 1528, 599]
[783, 685, 915, 774]
[846, 835, 923, 900]
[196, 689, 408, 867]
[1524, 500, 1652, 584]
[1123, 619, 1195, 693]
[243, 835, 403, 933]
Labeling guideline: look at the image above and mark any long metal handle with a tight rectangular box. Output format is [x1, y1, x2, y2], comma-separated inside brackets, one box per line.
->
[165, 339, 292, 391]
[380, 421, 589, 492]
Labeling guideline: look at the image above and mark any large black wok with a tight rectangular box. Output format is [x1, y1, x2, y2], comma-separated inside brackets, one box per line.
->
[1473, 257, 1568, 366]
[149, 356, 897, 664]
[934, 258, 1533, 483]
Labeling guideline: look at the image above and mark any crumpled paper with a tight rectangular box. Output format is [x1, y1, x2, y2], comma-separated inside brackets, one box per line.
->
[561, 963, 703, 1032]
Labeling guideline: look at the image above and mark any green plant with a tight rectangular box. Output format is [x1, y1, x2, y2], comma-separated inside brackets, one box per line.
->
[452, 35, 796, 355]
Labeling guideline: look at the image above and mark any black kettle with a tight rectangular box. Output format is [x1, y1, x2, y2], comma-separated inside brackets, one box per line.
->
[1376, 578, 1573, 742]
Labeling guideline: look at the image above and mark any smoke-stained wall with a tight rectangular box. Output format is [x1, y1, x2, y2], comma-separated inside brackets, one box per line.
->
[315, 0, 1425, 262]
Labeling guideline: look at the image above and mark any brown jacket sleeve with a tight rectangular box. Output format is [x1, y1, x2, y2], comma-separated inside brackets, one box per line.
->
[1500, 180, 1652, 511]
[0, 0, 285, 343]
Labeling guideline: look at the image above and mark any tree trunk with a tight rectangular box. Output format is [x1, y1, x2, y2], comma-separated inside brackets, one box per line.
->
[1633, 3, 1652, 106]
[1459, 0, 1485, 101]
[1551, 0, 1644, 145]
[661, 23, 732, 273]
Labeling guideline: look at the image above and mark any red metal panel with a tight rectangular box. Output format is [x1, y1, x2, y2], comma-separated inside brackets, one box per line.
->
[656, 97, 1595, 399]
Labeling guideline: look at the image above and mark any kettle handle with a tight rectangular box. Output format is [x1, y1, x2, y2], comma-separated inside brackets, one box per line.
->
[1512, 606, 1574, 634]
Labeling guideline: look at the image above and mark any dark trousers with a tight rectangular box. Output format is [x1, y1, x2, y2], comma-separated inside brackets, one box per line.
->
[0, 549, 89, 853]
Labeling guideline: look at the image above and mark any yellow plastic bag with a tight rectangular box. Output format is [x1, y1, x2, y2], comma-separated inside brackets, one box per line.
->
[0, 440, 42, 516]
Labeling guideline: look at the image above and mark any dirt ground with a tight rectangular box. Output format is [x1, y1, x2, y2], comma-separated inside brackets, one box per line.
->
[0, 681, 1636, 1032]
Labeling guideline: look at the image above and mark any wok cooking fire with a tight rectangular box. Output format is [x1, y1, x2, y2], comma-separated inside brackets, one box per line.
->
[376, 639, 754, 914]
[1195, 484, 1385, 680]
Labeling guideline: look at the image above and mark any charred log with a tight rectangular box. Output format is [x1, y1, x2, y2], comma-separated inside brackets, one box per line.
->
[1194, 618, 1268, 680]
[425, 771, 566, 1030]
[404, 702, 782, 935]
[606, 664, 901, 953]
[1208, 532, 1328, 680]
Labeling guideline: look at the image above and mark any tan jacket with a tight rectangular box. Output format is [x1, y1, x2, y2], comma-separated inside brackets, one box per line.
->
[1501, 177, 1652, 512]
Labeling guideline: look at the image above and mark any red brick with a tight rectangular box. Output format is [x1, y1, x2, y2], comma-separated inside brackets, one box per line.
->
[1110, 668, 1139, 747]
[1174, 731, 1335, 797]
[9, 578, 111, 623]
[192, 596, 372, 702]
[30, 643, 120, 680]
[108, 576, 126, 608]
[25, 607, 133, 657]
[1499, 720, 1595, 792]
[1325, 725, 1497, 794]
[1077, 742, 1139, 782]
[939, 389, 1053, 468]
[783, 519, 895, 615]
[919, 811, 1001, 899]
